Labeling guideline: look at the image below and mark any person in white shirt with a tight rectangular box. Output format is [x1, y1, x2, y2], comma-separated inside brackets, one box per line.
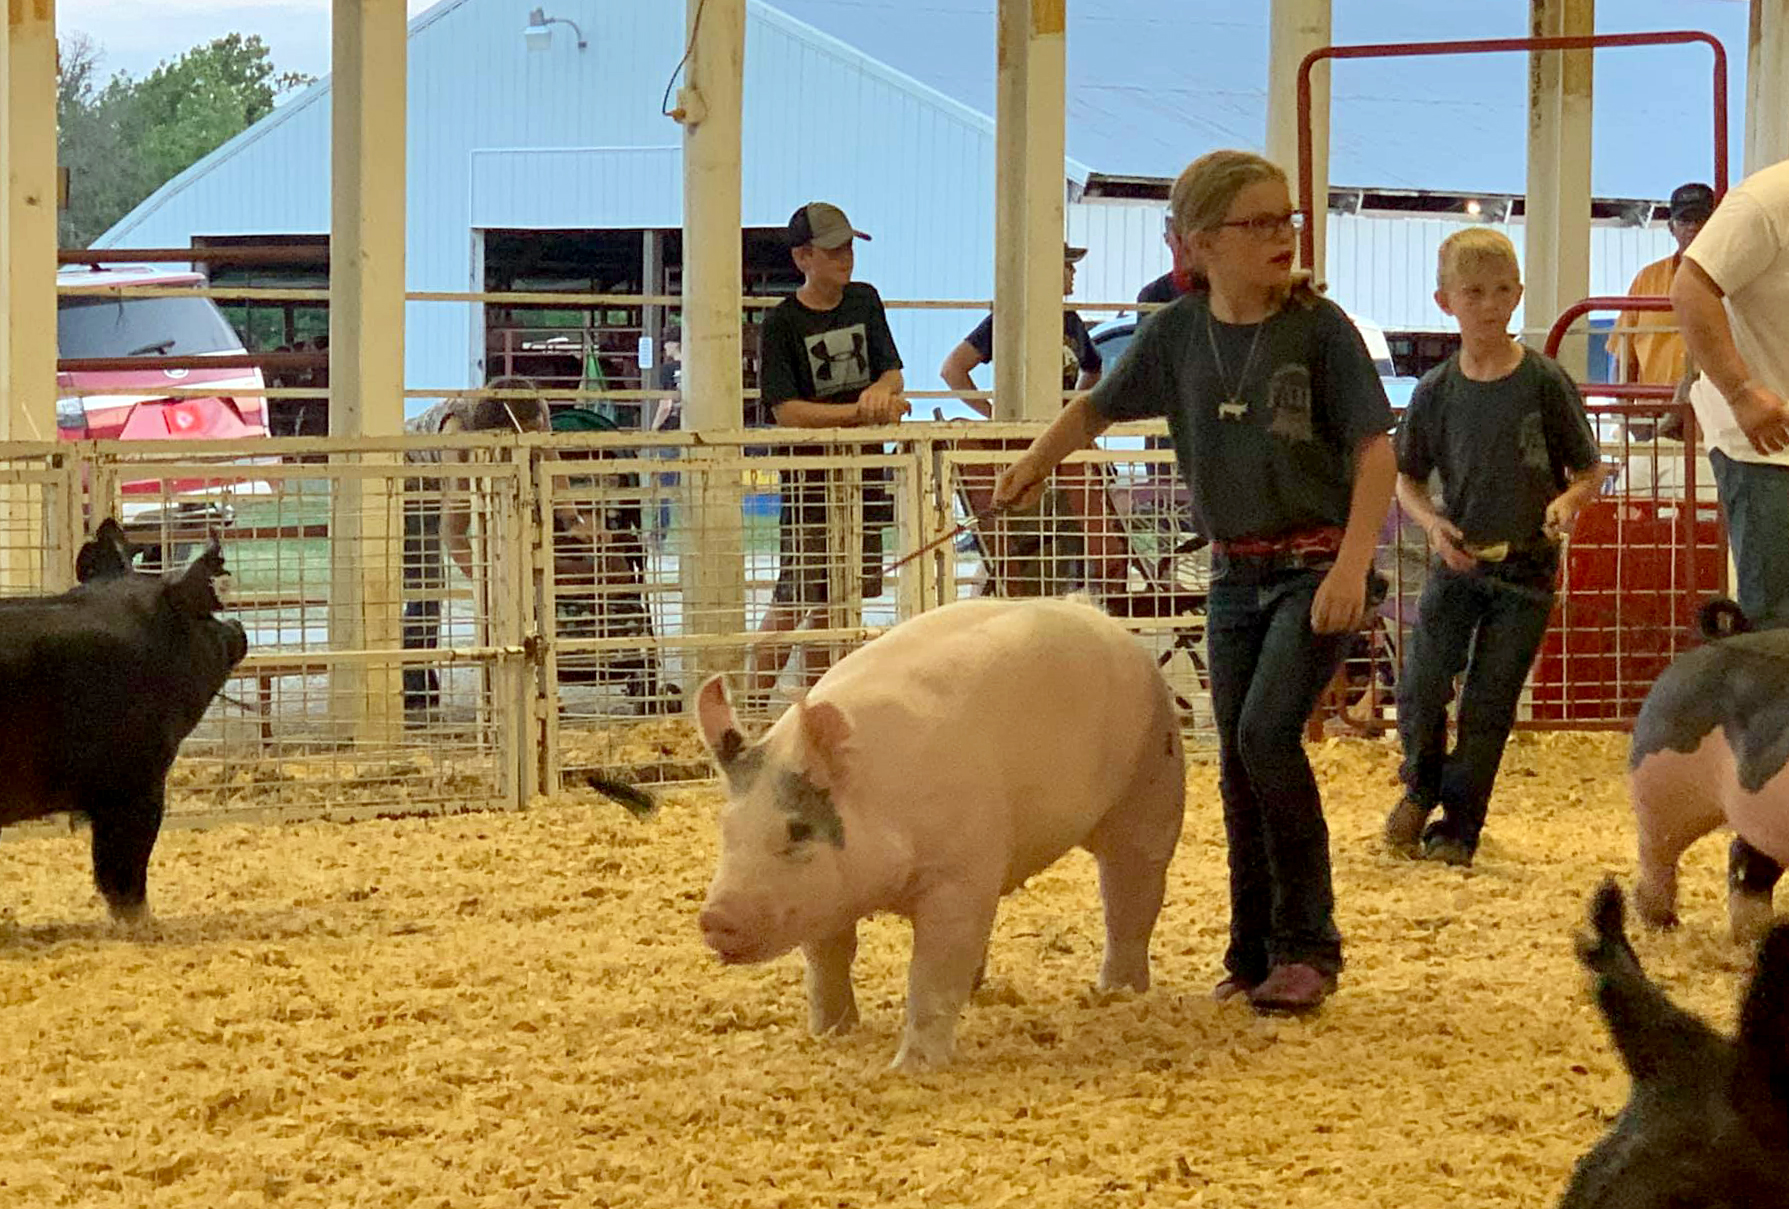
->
[1670, 157, 1789, 934]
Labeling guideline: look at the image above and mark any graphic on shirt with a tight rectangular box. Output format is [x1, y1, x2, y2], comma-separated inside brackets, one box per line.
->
[1518, 412, 1549, 471]
[805, 325, 872, 398]
[1266, 364, 1315, 442]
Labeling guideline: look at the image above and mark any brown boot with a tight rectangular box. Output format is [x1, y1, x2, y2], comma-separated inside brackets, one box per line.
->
[1248, 963, 1336, 1015]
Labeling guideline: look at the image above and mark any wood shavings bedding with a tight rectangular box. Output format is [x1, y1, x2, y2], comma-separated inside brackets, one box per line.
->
[0, 731, 1761, 1207]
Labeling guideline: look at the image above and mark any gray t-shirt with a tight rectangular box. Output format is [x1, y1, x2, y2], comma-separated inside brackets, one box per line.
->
[1395, 348, 1599, 555]
[1089, 294, 1394, 543]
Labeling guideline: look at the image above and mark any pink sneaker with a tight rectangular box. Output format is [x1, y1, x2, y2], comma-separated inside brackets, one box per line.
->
[1248, 963, 1336, 1015]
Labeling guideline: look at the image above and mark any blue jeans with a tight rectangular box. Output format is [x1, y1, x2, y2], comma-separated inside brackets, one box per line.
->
[1396, 565, 1555, 849]
[1207, 566, 1349, 981]
[1711, 449, 1789, 626]
[1710, 449, 1789, 892]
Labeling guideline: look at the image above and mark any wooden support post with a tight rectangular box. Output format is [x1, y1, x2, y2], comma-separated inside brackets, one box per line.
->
[994, 0, 1068, 423]
[329, 0, 409, 746]
[1021, 0, 1066, 423]
[993, 0, 1027, 423]
[1748, 0, 1789, 173]
[4, 0, 55, 593]
[676, 0, 747, 692]
[1525, 0, 1594, 377]
[1268, 0, 1331, 281]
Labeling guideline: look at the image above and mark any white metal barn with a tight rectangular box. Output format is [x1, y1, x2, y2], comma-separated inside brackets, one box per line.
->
[97, 0, 1750, 399]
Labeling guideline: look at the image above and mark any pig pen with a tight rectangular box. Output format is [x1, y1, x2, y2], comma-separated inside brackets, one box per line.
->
[0, 732, 1764, 1208]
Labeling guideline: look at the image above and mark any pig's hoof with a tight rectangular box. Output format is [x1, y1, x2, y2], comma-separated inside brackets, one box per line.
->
[1730, 889, 1777, 947]
[810, 1005, 860, 1037]
[1095, 969, 1149, 995]
[108, 909, 160, 941]
[1382, 796, 1430, 857]
[889, 1036, 953, 1073]
[1632, 880, 1679, 931]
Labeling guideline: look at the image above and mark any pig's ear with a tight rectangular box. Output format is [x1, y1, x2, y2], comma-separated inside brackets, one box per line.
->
[797, 699, 853, 790]
[1579, 879, 1725, 1089]
[1731, 924, 1789, 1136]
[76, 518, 140, 582]
[166, 539, 228, 617]
[695, 674, 749, 767]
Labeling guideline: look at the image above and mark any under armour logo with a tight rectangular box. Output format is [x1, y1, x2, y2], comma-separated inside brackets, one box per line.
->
[809, 332, 868, 383]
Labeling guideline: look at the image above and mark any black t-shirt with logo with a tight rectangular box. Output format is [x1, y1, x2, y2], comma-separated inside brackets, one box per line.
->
[1089, 294, 1393, 543]
[755, 283, 903, 425]
[962, 310, 1102, 390]
[755, 281, 904, 525]
[1396, 349, 1599, 559]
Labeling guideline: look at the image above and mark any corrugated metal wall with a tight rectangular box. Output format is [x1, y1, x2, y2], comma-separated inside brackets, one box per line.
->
[99, 0, 1687, 392]
[1068, 200, 1681, 334]
[96, 0, 1005, 401]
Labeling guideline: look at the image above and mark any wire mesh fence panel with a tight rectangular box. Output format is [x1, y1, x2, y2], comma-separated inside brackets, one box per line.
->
[0, 450, 79, 596]
[0, 400, 1729, 825]
[85, 439, 527, 823]
[938, 437, 1217, 743]
[539, 435, 926, 790]
[1532, 404, 1724, 724]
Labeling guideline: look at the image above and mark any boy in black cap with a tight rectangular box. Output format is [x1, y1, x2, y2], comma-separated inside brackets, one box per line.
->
[749, 202, 907, 698]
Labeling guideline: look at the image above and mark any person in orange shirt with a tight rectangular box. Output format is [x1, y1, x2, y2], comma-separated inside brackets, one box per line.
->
[1607, 183, 1714, 440]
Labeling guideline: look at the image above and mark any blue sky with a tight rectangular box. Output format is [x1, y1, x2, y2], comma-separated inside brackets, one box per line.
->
[58, 0, 438, 83]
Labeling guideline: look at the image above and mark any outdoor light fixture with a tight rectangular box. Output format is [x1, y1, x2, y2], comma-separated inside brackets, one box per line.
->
[524, 7, 587, 51]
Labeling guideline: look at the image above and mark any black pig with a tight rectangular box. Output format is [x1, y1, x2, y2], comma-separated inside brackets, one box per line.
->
[0, 519, 247, 921]
[1559, 877, 1789, 1207]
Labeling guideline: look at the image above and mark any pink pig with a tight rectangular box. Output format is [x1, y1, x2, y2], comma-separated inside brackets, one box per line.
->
[694, 595, 1186, 1072]
[1630, 601, 1789, 943]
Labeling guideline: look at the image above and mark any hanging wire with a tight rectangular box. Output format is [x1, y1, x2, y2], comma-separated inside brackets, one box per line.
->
[661, 0, 713, 118]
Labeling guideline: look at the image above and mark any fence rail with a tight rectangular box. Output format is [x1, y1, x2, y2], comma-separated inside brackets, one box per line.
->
[0, 417, 1724, 824]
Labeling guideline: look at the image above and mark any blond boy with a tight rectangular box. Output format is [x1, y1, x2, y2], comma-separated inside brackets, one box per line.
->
[1384, 229, 1606, 866]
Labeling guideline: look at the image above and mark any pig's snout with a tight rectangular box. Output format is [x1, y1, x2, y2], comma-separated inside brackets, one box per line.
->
[699, 901, 753, 963]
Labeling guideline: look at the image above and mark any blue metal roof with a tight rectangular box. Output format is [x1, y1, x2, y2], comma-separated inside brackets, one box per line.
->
[763, 0, 1751, 199]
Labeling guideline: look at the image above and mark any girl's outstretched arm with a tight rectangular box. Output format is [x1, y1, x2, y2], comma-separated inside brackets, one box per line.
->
[992, 396, 1113, 511]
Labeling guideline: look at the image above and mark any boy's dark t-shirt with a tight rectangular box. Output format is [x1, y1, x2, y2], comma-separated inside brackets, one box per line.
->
[755, 282, 902, 426]
[753, 281, 903, 530]
[1395, 348, 1599, 563]
[962, 310, 1101, 389]
[1088, 294, 1394, 543]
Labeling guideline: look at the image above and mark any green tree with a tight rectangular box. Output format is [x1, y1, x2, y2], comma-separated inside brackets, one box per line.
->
[57, 33, 147, 247]
[57, 33, 313, 248]
[122, 34, 311, 191]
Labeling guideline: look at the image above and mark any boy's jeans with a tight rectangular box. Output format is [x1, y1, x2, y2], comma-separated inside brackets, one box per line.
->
[1397, 565, 1555, 849]
[1207, 565, 1348, 982]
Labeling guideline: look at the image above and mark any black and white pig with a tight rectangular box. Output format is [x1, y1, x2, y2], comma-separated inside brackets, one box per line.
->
[1558, 878, 1789, 1208]
[1629, 599, 1789, 942]
[0, 519, 247, 921]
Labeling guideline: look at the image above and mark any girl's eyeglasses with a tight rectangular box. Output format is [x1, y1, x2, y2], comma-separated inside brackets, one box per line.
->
[1215, 211, 1308, 238]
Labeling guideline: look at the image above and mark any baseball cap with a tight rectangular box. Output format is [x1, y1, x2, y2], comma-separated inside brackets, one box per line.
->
[787, 202, 871, 249]
[1064, 243, 1088, 262]
[1669, 182, 1716, 223]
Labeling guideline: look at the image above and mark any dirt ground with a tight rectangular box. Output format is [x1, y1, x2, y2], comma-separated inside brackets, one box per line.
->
[0, 731, 1761, 1208]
